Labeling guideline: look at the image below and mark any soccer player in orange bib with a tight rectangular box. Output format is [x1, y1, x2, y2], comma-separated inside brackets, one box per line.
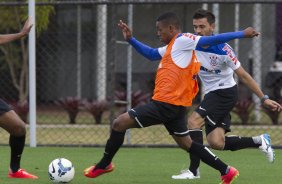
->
[84, 12, 259, 184]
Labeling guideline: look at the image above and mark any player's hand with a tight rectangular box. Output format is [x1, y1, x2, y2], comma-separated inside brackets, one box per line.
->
[263, 99, 282, 112]
[243, 27, 260, 38]
[117, 20, 132, 41]
[21, 16, 33, 36]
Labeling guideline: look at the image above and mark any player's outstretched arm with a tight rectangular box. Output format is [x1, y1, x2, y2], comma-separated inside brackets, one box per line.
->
[0, 16, 33, 45]
[197, 27, 259, 47]
[117, 20, 161, 61]
[235, 66, 282, 112]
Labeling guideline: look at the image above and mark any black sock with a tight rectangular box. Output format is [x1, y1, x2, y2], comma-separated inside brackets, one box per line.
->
[95, 130, 125, 169]
[9, 135, 25, 172]
[189, 141, 228, 175]
[224, 136, 258, 151]
[188, 130, 203, 176]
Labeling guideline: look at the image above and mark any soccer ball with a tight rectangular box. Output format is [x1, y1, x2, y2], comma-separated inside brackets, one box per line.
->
[48, 158, 75, 183]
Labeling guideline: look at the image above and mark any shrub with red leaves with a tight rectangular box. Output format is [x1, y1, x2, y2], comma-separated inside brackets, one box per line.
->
[114, 90, 151, 113]
[82, 100, 109, 124]
[232, 98, 254, 124]
[56, 97, 81, 124]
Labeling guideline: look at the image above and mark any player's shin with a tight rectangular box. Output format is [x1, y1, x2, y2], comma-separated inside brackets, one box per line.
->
[189, 129, 203, 175]
[9, 135, 25, 172]
[95, 130, 125, 169]
[224, 136, 258, 151]
[188, 141, 228, 175]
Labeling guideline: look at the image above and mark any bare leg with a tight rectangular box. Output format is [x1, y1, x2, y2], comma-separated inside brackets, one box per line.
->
[0, 110, 26, 172]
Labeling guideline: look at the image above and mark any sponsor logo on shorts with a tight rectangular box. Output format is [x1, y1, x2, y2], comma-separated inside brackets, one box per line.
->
[199, 106, 206, 111]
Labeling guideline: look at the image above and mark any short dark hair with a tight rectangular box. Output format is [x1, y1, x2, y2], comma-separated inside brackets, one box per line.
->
[193, 9, 215, 24]
[157, 12, 181, 29]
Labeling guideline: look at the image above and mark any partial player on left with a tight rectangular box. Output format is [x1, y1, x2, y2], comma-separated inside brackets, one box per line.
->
[0, 17, 38, 179]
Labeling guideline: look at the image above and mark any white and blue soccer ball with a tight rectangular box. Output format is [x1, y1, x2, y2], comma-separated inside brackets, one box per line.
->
[48, 158, 75, 183]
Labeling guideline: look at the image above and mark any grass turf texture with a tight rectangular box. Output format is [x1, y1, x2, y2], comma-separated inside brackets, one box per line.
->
[0, 146, 280, 184]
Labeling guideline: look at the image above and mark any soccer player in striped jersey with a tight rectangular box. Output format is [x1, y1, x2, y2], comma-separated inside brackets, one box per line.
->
[84, 12, 259, 184]
[0, 17, 38, 179]
[171, 9, 281, 180]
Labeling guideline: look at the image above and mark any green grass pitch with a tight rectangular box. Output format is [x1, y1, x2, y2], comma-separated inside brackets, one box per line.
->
[0, 146, 280, 184]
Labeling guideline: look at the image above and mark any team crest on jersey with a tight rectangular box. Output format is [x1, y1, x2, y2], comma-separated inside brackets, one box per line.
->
[209, 55, 218, 66]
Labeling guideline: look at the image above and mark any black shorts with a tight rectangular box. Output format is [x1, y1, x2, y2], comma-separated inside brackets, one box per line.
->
[195, 85, 238, 135]
[128, 100, 189, 137]
[0, 99, 12, 115]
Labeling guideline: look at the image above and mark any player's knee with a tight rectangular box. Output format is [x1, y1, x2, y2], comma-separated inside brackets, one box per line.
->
[12, 121, 26, 136]
[208, 140, 225, 150]
[175, 135, 192, 151]
[112, 115, 128, 132]
[182, 140, 192, 150]
[112, 118, 122, 131]
[187, 118, 202, 129]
